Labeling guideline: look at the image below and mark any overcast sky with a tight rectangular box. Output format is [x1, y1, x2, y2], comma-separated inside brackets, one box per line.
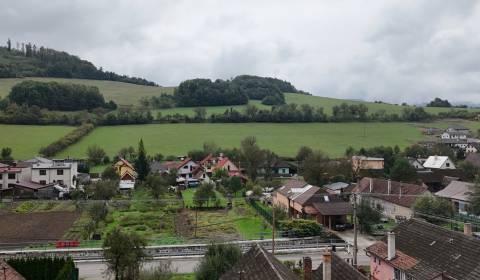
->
[2, 0, 480, 103]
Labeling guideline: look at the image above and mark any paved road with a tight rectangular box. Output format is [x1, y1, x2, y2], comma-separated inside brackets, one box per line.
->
[77, 250, 370, 280]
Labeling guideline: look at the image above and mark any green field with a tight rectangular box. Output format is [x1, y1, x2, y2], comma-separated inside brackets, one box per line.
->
[0, 124, 75, 159]
[54, 122, 424, 158]
[0, 77, 174, 106]
[3, 77, 478, 116]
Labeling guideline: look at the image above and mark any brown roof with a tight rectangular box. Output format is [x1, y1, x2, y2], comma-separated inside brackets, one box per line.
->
[220, 243, 299, 280]
[366, 219, 480, 280]
[465, 153, 480, 168]
[12, 181, 54, 190]
[312, 201, 352, 216]
[312, 252, 367, 280]
[354, 177, 429, 208]
[0, 259, 25, 280]
[435, 180, 474, 202]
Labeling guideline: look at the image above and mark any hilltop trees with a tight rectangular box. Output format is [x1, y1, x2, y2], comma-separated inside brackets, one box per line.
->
[427, 97, 451, 107]
[174, 79, 248, 107]
[9, 80, 116, 111]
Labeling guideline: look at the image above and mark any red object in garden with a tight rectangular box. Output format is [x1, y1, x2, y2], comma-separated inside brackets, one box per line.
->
[56, 240, 79, 248]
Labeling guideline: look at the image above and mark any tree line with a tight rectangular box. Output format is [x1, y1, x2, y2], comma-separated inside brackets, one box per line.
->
[173, 75, 307, 107]
[0, 41, 157, 86]
[9, 80, 117, 111]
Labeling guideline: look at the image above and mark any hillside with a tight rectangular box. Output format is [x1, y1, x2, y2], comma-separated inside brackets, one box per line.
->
[0, 45, 156, 86]
[0, 77, 174, 106]
[1, 77, 479, 116]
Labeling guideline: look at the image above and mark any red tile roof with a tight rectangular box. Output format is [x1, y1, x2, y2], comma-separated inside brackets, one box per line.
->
[0, 167, 22, 173]
[366, 242, 419, 271]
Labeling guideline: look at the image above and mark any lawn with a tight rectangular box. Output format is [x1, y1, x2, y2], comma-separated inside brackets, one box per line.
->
[58, 122, 424, 158]
[0, 77, 174, 106]
[0, 124, 75, 159]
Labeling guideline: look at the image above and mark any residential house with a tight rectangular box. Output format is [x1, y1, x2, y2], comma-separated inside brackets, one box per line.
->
[113, 158, 137, 190]
[423, 155, 456, 170]
[446, 124, 470, 134]
[199, 154, 240, 176]
[305, 251, 368, 280]
[366, 219, 480, 280]
[258, 159, 296, 178]
[0, 166, 22, 190]
[0, 259, 26, 280]
[176, 158, 199, 180]
[351, 156, 384, 175]
[274, 179, 352, 229]
[23, 158, 78, 189]
[220, 243, 299, 280]
[9, 181, 58, 199]
[435, 180, 475, 215]
[441, 138, 468, 150]
[465, 152, 480, 168]
[408, 158, 425, 170]
[354, 178, 430, 220]
[466, 142, 480, 154]
[324, 182, 350, 194]
[441, 131, 468, 140]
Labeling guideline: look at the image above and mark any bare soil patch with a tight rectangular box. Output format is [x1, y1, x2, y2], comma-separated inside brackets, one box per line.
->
[0, 211, 79, 246]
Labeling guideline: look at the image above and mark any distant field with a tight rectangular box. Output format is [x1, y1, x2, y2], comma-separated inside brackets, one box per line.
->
[0, 77, 174, 106]
[0, 124, 75, 159]
[57, 122, 424, 158]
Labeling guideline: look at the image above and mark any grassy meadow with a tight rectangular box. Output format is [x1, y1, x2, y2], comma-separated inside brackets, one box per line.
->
[0, 77, 174, 106]
[0, 124, 75, 159]
[55, 122, 424, 158]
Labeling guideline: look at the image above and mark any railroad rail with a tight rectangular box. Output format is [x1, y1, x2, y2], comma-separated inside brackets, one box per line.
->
[0, 237, 347, 261]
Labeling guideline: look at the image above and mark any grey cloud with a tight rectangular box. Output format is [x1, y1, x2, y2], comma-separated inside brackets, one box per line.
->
[1, 0, 480, 103]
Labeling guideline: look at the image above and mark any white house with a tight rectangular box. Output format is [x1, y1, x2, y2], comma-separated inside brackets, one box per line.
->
[25, 158, 78, 189]
[408, 158, 425, 170]
[176, 158, 199, 180]
[441, 132, 468, 140]
[466, 143, 480, 154]
[423, 156, 456, 170]
[0, 165, 22, 190]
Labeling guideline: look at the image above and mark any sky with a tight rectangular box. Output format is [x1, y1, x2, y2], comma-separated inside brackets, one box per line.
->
[1, 0, 480, 104]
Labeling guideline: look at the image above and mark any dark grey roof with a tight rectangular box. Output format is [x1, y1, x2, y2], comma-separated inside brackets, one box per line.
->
[465, 153, 480, 168]
[367, 219, 480, 280]
[312, 201, 352, 216]
[220, 243, 300, 280]
[312, 252, 367, 280]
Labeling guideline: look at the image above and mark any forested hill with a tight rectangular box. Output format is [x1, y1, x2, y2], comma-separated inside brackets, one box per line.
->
[0, 41, 157, 86]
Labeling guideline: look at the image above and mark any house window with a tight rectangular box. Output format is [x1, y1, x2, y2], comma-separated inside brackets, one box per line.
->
[40, 180, 46, 185]
[0, 174, 2, 179]
[8, 173, 16, 180]
[57, 169, 64, 175]
[183, 165, 188, 169]
[39, 170, 47, 176]
[446, 163, 450, 167]
[394, 268, 401, 280]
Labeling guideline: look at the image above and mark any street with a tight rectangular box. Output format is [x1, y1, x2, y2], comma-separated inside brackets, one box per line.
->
[77, 249, 371, 280]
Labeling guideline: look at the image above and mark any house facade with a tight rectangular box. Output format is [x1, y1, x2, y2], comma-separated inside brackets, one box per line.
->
[354, 178, 430, 220]
[0, 166, 22, 190]
[435, 180, 474, 215]
[351, 156, 384, 173]
[23, 158, 78, 189]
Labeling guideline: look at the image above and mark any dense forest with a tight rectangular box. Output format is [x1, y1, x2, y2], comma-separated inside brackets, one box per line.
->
[9, 80, 116, 111]
[0, 39, 157, 86]
[174, 75, 308, 107]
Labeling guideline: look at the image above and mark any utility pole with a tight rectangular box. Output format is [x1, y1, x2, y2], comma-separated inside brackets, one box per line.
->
[272, 207, 275, 255]
[353, 193, 358, 268]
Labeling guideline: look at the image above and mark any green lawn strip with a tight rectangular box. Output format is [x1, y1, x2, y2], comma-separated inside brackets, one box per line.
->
[229, 199, 272, 240]
[171, 273, 195, 280]
[182, 188, 227, 208]
[59, 122, 424, 158]
[90, 164, 108, 174]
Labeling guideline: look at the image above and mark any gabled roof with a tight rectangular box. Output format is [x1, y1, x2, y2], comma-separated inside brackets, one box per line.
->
[324, 182, 349, 191]
[355, 177, 429, 208]
[312, 201, 352, 216]
[0, 259, 26, 280]
[220, 243, 299, 280]
[115, 158, 135, 170]
[465, 153, 480, 168]
[312, 252, 367, 280]
[366, 219, 480, 280]
[12, 181, 55, 190]
[199, 154, 214, 165]
[423, 156, 452, 169]
[177, 157, 195, 169]
[435, 180, 474, 202]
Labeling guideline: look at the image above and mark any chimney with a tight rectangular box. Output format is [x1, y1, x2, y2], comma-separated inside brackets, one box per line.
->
[322, 250, 332, 280]
[387, 179, 391, 195]
[387, 232, 396, 260]
[303, 257, 312, 280]
[369, 178, 373, 192]
[464, 223, 472, 236]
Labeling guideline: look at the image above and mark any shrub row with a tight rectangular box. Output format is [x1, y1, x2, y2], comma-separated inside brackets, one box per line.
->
[39, 123, 95, 157]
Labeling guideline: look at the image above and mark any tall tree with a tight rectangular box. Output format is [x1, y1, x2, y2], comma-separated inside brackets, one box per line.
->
[240, 136, 264, 180]
[390, 157, 417, 182]
[0, 147, 13, 161]
[103, 228, 149, 280]
[135, 139, 150, 181]
[87, 145, 106, 165]
[195, 243, 242, 280]
[6, 38, 11, 51]
[301, 150, 330, 186]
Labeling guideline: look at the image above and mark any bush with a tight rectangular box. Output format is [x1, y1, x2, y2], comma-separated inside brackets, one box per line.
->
[8, 257, 77, 280]
[279, 219, 325, 238]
